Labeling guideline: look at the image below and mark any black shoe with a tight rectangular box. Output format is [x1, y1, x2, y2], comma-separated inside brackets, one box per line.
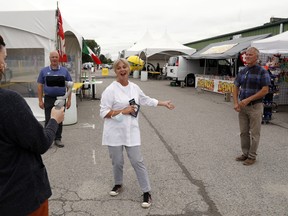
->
[109, 185, 122, 196]
[141, 192, 152, 208]
[55, 140, 64, 148]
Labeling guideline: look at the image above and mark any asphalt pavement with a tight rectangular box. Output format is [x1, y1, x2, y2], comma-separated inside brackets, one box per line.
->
[44, 75, 288, 216]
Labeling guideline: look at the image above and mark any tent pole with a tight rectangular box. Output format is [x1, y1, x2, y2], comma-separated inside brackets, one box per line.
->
[145, 48, 148, 71]
[204, 59, 206, 75]
[235, 58, 238, 77]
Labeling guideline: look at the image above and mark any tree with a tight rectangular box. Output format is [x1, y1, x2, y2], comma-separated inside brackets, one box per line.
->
[99, 54, 107, 64]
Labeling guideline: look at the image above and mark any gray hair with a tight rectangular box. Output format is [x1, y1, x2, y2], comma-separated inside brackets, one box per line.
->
[246, 47, 259, 58]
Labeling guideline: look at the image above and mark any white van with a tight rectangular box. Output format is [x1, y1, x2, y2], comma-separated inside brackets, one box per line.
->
[166, 55, 219, 87]
[166, 56, 202, 87]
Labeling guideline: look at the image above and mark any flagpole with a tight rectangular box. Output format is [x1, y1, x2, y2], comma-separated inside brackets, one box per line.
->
[56, 2, 62, 65]
[56, 2, 66, 65]
[56, 2, 59, 52]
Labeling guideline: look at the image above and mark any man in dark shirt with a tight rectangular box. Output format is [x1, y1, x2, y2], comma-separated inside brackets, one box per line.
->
[233, 47, 271, 166]
[0, 35, 65, 215]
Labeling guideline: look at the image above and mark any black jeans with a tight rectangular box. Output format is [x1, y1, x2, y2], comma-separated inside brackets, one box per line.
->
[44, 95, 63, 140]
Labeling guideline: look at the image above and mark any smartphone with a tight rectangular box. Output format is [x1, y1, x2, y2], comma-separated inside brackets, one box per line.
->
[129, 98, 140, 117]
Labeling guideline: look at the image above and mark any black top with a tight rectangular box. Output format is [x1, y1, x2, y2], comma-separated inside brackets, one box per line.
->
[0, 88, 58, 216]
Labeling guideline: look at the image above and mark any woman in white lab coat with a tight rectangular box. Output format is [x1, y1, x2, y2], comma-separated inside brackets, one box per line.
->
[100, 58, 175, 208]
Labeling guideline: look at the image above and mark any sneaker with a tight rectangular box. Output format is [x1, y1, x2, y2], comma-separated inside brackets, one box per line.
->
[243, 158, 256, 166]
[141, 192, 152, 208]
[54, 140, 64, 148]
[109, 185, 122, 196]
[235, 155, 247, 161]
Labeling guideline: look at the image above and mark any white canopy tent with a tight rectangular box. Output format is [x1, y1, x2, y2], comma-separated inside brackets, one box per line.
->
[125, 31, 196, 57]
[0, 10, 84, 125]
[252, 31, 288, 54]
[0, 10, 83, 83]
[124, 31, 196, 70]
[124, 31, 155, 57]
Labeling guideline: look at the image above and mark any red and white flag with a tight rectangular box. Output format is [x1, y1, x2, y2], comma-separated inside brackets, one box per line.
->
[57, 8, 67, 62]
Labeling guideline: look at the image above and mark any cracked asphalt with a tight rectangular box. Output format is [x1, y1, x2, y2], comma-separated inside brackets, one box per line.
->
[43, 76, 288, 216]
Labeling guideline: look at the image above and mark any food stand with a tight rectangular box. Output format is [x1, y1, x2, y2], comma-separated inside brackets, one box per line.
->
[191, 34, 271, 99]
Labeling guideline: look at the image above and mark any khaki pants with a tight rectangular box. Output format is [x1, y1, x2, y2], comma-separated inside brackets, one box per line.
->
[238, 103, 263, 159]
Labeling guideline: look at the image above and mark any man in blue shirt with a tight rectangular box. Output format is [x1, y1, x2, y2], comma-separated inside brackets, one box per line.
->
[37, 51, 72, 147]
[233, 47, 271, 166]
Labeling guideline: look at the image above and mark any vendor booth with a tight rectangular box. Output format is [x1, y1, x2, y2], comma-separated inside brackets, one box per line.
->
[252, 31, 288, 105]
[192, 34, 271, 94]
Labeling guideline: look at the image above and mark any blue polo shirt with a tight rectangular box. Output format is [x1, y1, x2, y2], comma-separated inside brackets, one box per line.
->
[234, 65, 271, 101]
[37, 66, 72, 97]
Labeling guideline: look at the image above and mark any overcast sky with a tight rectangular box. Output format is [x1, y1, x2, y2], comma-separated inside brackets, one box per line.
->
[1, 0, 287, 60]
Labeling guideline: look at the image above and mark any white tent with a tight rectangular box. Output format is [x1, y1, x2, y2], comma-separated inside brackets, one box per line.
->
[0, 10, 83, 82]
[252, 31, 288, 54]
[124, 31, 196, 69]
[124, 31, 155, 57]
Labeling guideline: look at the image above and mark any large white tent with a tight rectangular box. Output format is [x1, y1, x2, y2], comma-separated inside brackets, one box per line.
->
[125, 31, 196, 57]
[252, 31, 288, 54]
[0, 10, 84, 124]
[124, 31, 196, 70]
[0, 10, 83, 82]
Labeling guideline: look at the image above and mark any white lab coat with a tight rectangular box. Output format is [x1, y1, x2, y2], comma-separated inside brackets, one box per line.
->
[100, 81, 158, 146]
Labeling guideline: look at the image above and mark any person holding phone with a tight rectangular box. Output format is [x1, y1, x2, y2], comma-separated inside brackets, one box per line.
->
[0, 35, 65, 216]
[100, 58, 175, 208]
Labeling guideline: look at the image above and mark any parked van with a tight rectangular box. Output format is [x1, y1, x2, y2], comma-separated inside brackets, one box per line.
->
[166, 56, 202, 87]
[166, 55, 218, 87]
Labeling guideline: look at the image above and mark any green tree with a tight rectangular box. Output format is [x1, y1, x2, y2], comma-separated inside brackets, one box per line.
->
[99, 54, 107, 64]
